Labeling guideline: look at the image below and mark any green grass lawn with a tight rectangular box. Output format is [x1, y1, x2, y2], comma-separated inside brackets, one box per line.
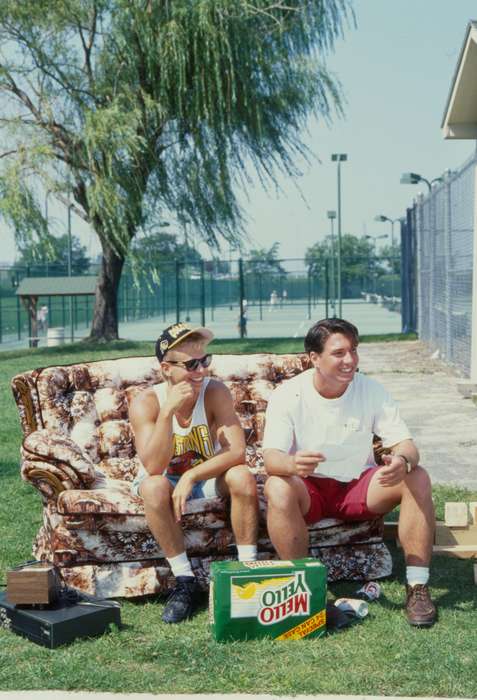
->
[1, 335, 476, 696]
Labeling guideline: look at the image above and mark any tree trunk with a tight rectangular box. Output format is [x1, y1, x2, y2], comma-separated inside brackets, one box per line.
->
[89, 243, 125, 341]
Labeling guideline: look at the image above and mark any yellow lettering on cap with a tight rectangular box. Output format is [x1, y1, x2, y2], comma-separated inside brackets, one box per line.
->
[168, 323, 190, 339]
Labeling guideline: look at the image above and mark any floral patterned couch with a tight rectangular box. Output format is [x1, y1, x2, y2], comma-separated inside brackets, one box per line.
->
[11, 352, 392, 599]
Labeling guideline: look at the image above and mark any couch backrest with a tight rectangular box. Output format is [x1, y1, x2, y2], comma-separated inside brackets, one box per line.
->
[12, 353, 311, 474]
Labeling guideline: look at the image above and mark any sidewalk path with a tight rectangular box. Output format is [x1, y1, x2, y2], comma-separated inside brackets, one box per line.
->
[359, 340, 476, 489]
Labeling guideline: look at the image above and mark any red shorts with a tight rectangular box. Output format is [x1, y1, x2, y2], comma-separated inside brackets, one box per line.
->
[302, 467, 380, 525]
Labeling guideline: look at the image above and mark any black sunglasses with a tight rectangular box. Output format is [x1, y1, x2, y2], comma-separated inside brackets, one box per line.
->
[165, 353, 213, 372]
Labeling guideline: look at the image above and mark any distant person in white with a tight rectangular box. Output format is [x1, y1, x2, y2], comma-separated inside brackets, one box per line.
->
[269, 290, 278, 311]
[37, 305, 48, 333]
[263, 317, 436, 628]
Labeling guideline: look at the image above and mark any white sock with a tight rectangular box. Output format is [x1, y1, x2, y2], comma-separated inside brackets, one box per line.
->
[406, 565, 429, 587]
[168, 552, 194, 578]
[237, 544, 258, 562]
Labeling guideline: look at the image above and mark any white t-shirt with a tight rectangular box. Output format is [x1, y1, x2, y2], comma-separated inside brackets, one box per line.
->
[262, 369, 412, 482]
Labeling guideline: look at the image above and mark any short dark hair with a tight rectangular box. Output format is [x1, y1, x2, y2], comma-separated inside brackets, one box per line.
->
[304, 318, 359, 354]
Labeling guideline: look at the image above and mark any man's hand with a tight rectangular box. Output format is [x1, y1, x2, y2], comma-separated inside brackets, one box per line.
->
[377, 454, 407, 487]
[163, 381, 195, 414]
[292, 451, 326, 478]
[172, 472, 195, 522]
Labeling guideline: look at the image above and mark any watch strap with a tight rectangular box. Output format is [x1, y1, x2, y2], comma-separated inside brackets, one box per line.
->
[396, 454, 412, 473]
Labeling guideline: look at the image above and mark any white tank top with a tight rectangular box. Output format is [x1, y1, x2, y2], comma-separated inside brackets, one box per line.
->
[154, 377, 220, 479]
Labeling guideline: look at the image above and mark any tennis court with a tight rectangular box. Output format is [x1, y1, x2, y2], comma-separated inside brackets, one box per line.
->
[118, 298, 402, 342]
[0, 297, 401, 351]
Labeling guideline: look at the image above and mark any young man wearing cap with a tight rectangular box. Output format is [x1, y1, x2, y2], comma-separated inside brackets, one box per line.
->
[263, 318, 437, 627]
[130, 322, 258, 623]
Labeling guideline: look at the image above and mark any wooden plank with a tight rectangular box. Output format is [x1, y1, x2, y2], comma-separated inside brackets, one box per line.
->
[433, 545, 477, 559]
[444, 502, 469, 527]
[435, 522, 477, 546]
[469, 502, 477, 525]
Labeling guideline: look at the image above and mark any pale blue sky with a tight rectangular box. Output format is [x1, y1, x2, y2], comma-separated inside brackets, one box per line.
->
[236, 0, 477, 261]
[2, 1, 477, 264]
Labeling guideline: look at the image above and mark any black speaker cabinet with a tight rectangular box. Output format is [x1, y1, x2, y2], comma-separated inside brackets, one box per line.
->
[0, 591, 121, 648]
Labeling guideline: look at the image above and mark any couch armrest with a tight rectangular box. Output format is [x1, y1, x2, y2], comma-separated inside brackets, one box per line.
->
[22, 429, 96, 487]
[21, 459, 72, 501]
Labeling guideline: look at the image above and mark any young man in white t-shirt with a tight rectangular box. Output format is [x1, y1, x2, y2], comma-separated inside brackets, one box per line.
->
[263, 318, 436, 627]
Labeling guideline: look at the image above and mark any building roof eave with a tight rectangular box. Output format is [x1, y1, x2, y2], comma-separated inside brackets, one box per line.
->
[442, 21, 477, 139]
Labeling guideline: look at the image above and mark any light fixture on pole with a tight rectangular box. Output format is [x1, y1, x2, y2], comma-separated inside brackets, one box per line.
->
[327, 210, 337, 316]
[400, 172, 443, 192]
[331, 153, 347, 317]
[374, 214, 400, 298]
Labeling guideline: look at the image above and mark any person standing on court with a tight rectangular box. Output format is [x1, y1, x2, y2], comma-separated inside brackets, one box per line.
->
[130, 322, 258, 623]
[262, 318, 436, 627]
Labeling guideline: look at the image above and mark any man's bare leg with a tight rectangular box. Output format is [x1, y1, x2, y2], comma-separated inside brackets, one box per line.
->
[217, 465, 258, 546]
[140, 474, 200, 624]
[366, 465, 435, 565]
[367, 465, 436, 626]
[140, 475, 186, 557]
[263, 475, 311, 559]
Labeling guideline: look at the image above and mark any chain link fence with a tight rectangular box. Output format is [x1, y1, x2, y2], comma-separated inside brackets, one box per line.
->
[409, 154, 475, 376]
[0, 252, 403, 349]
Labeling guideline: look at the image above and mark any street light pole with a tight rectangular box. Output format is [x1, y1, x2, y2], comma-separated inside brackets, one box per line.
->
[327, 210, 337, 316]
[67, 202, 74, 343]
[374, 214, 400, 298]
[182, 219, 191, 322]
[331, 153, 347, 317]
[365, 233, 388, 295]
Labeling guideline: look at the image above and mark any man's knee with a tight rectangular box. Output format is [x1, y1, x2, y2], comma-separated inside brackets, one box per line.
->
[140, 474, 172, 508]
[403, 465, 432, 493]
[223, 465, 257, 499]
[264, 475, 300, 511]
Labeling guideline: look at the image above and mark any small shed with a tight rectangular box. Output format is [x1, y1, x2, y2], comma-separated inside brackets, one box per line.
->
[16, 276, 97, 346]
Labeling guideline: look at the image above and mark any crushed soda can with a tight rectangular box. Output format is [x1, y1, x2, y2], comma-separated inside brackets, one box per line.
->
[356, 581, 381, 602]
[334, 597, 369, 618]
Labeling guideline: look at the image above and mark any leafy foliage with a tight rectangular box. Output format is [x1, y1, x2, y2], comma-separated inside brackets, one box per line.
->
[245, 241, 285, 274]
[16, 233, 91, 274]
[305, 233, 392, 292]
[0, 0, 352, 338]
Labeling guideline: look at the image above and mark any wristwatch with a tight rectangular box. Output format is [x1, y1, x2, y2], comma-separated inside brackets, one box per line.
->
[396, 454, 412, 473]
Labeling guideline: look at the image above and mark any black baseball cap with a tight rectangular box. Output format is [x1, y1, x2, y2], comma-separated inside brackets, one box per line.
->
[155, 322, 214, 361]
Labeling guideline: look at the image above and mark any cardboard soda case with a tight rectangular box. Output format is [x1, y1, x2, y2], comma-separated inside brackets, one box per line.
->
[209, 558, 327, 641]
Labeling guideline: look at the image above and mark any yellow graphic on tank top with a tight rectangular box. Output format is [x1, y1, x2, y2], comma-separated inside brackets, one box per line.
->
[167, 424, 215, 477]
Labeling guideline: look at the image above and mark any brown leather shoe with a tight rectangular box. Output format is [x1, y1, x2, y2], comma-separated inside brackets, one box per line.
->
[405, 584, 437, 627]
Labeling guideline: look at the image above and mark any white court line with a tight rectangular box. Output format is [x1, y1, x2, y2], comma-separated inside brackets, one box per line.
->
[293, 319, 306, 338]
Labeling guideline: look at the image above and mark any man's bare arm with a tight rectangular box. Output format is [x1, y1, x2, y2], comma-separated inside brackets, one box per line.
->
[129, 391, 175, 475]
[264, 448, 326, 478]
[378, 438, 420, 487]
[184, 382, 246, 484]
[391, 438, 420, 468]
[170, 382, 247, 521]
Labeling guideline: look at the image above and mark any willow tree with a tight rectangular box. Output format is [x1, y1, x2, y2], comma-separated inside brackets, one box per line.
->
[0, 0, 350, 340]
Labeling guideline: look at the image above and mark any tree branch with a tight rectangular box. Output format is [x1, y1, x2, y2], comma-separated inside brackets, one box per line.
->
[0, 149, 19, 159]
[77, 1, 98, 92]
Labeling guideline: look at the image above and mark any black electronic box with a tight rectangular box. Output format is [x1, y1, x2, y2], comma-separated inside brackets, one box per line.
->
[0, 590, 121, 648]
